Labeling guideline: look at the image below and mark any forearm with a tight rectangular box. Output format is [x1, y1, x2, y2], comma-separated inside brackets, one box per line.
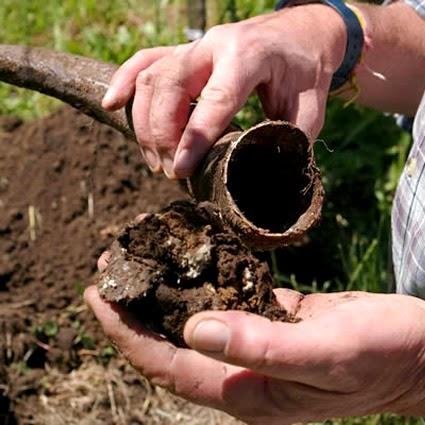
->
[342, 2, 425, 115]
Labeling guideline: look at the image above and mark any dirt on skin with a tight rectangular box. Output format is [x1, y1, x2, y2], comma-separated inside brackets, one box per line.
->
[98, 200, 288, 347]
[0, 106, 239, 424]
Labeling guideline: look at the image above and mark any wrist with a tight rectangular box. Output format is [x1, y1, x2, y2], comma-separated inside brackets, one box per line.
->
[276, 4, 347, 73]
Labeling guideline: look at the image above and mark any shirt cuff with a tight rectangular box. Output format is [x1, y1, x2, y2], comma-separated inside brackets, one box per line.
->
[404, 0, 425, 18]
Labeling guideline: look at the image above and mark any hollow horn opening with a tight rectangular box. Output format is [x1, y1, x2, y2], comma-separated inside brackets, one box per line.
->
[226, 123, 315, 234]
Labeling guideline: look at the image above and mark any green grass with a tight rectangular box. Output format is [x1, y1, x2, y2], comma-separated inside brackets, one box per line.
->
[0, 1, 421, 424]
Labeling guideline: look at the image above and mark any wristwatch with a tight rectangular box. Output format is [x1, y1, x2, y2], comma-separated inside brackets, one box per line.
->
[275, 0, 364, 91]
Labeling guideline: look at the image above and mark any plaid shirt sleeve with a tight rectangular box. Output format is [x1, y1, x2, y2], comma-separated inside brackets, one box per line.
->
[389, 0, 425, 298]
[392, 93, 425, 298]
[404, 0, 425, 17]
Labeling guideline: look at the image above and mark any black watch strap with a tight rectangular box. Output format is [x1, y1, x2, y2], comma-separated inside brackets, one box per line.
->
[275, 0, 364, 91]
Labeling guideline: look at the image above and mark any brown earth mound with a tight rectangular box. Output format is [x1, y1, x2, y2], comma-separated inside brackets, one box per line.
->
[0, 106, 238, 424]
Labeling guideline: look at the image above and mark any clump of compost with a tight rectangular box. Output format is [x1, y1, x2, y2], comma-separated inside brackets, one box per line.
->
[98, 200, 288, 347]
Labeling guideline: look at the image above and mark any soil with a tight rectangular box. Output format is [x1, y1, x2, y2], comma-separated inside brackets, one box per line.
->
[0, 106, 239, 424]
[98, 200, 287, 347]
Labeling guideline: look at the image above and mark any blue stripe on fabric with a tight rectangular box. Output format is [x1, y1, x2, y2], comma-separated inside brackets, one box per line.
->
[405, 0, 425, 17]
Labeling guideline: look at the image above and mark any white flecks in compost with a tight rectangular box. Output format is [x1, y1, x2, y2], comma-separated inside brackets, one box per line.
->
[182, 242, 212, 279]
[165, 236, 180, 247]
[242, 267, 254, 292]
[205, 283, 217, 295]
[100, 277, 118, 292]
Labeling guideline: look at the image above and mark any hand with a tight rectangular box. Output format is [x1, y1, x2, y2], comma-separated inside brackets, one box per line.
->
[102, 5, 346, 179]
[85, 253, 425, 424]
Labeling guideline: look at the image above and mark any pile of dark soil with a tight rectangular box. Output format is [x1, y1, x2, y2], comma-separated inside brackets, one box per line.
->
[0, 106, 239, 424]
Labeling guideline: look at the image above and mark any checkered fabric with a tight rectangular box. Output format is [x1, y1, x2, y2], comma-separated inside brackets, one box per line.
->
[392, 92, 425, 298]
[405, 0, 425, 17]
[391, 0, 424, 297]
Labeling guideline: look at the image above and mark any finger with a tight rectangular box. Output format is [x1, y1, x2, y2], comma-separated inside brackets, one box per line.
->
[148, 43, 209, 179]
[97, 251, 111, 272]
[257, 78, 287, 120]
[149, 67, 193, 179]
[184, 309, 354, 389]
[273, 288, 304, 317]
[132, 69, 159, 172]
[83, 286, 244, 407]
[289, 86, 329, 141]
[173, 56, 262, 178]
[102, 46, 175, 110]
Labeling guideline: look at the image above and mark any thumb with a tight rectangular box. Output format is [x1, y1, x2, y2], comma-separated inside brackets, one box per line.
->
[184, 310, 350, 387]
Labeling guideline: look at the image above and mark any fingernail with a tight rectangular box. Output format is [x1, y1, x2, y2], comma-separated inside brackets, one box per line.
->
[141, 148, 160, 172]
[102, 87, 117, 109]
[162, 153, 176, 179]
[174, 148, 192, 176]
[191, 320, 230, 352]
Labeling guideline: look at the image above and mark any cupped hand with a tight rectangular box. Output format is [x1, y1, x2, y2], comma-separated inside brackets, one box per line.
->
[102, 5, 347, 179]
[85, 252, 425, 424]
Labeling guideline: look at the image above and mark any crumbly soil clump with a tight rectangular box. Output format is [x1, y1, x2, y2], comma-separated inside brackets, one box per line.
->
[98, 201, 287, 347]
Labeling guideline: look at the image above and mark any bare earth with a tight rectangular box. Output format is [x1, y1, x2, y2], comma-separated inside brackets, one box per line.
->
[0, 107, 240, 424]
